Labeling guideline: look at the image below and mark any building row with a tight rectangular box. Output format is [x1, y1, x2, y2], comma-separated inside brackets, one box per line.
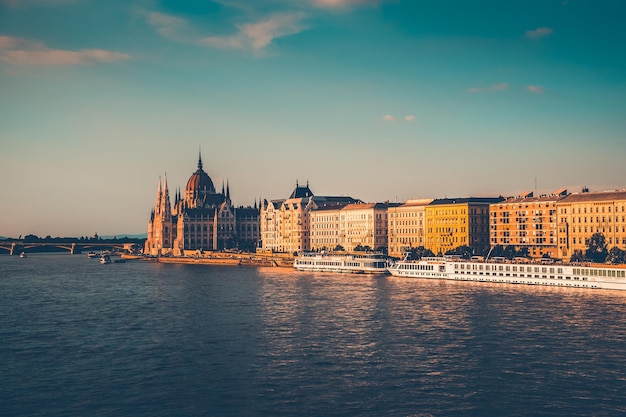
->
[145, 153, 626, 261]
[260, 185, 626, 261]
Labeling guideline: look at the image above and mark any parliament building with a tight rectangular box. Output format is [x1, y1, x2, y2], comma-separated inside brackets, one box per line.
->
[145, 153, 259, 256]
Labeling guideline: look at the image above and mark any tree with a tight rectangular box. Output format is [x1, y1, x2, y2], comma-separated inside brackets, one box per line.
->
[408, 246, 435, 260]
[585, 233, 608, 263]
[489, 245, 505, 258]
[607, 247, 626, 264]
[516, 247, 530, 258]
[446, 245, 472, 259]
[570, 250, 584, 263]
[503, 246, 517, 260]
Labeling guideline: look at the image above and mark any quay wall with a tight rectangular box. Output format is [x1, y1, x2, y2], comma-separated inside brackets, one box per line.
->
[122, 252, 294, 268]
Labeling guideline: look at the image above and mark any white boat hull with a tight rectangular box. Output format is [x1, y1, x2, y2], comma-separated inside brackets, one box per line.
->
[294, 253, 389, 275]
[387, 257, 626, 291]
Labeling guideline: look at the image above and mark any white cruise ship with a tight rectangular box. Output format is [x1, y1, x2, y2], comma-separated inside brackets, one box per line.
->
[387, 257, 626, 291]
[294, 252, 390, 274]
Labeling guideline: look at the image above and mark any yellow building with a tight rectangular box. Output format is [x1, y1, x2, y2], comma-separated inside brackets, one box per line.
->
[490, 190, 567, 259]
[557, 190, 626, 260]
[387, 199, 433, 258]
[426, 197, 503, 256]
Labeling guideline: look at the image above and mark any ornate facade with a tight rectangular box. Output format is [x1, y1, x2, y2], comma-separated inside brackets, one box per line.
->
[145, 153, 259, 256]
[260, 183, 358, 254]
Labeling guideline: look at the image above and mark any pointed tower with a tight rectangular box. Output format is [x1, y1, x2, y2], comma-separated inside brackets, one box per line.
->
[146, 173, 174, 256]
[161, 173, 172, 220]
[154, 177, 162, 214]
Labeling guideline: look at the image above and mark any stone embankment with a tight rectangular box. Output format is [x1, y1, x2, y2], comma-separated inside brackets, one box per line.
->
[121, 252, 294, 268]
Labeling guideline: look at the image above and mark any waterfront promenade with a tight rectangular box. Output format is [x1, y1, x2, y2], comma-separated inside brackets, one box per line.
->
[125, 252, 294, 268]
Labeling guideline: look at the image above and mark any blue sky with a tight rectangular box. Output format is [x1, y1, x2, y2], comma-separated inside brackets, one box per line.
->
[1, 0, 625, 237]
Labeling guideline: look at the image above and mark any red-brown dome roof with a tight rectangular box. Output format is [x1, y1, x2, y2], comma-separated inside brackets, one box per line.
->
[185, 154, 215, 195]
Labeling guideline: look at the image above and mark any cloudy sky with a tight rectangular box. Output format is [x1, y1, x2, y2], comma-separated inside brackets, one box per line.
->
[1, 0, 625, 237]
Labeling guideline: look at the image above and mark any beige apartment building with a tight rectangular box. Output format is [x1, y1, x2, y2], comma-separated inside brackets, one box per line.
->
[556, 190, 626, 260]
[387, 199, 433, 258]
[490, 190, 567, 259]
[425, 197, 503, 256]
[260, 182, 358, 254]
[338, 203, 393, 252]
[309, 205, 343, 251]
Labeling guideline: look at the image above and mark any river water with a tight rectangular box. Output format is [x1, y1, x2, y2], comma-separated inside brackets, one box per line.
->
[2, 253, 626, 416]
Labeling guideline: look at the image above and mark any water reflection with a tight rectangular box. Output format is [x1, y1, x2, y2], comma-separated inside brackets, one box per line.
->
[3, 256, 626, 417]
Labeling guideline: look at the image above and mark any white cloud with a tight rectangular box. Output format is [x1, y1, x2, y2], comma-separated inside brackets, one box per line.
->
[312, 0, 381, 8]
[525, 27, 554, 39]
[145, 11, 191, 42]
[0, 0, 75, 7]
[526, 85, 545, 93]
[143, 10, 307, 53]
[143, 0, 385, 54]
[466, 83, 509, 93]
[0, 36, 130, 66]
[236, 13, 306, 50]
[382, 114, 416, 123]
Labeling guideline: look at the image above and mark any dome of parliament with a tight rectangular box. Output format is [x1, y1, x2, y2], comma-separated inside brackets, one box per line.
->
[186, 154, 216, 195]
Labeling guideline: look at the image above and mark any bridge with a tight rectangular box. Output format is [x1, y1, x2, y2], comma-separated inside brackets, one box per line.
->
[0, 240, 143, 255]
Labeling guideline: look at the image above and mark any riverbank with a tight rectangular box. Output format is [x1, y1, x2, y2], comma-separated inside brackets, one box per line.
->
[121, 253, 294, 268]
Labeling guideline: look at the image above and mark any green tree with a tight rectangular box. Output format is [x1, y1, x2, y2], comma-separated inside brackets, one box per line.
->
[489, 245, 505, 258]
[503, 245, 517, 260]
[447, 245, 472, 259]
[607, 247, 626, 264]
[408, 246, 435, 260]
[585, 233, 608, 263]
[516, 247, 530, 258]
[570, 250, 584, 263]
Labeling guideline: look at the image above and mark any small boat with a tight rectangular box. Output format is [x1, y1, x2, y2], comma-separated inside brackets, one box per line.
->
[87, 251, 97, 258]
[19, 252, 27, 258]
[100, 254, 112, 264]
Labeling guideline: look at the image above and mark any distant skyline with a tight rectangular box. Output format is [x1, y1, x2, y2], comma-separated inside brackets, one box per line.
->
[1, 0, 625, 237]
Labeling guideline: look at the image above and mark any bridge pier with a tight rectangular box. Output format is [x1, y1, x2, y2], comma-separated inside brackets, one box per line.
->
[10, 243, 23, 256]
[70, 243, 81, 255]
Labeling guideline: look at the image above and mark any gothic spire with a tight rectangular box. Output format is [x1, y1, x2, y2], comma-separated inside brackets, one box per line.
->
[161, 172, 171, 218]
[155, 176, 162, 213]
[197, 146, 203, 171]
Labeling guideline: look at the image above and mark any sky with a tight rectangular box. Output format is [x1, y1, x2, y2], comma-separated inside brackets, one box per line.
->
[1, 0, 625, 238]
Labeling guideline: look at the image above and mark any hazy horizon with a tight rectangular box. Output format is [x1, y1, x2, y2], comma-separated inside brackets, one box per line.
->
[1, 0, 625, 237]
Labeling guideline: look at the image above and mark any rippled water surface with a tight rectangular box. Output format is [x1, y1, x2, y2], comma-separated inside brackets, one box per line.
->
[2, 254, 626, 416]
